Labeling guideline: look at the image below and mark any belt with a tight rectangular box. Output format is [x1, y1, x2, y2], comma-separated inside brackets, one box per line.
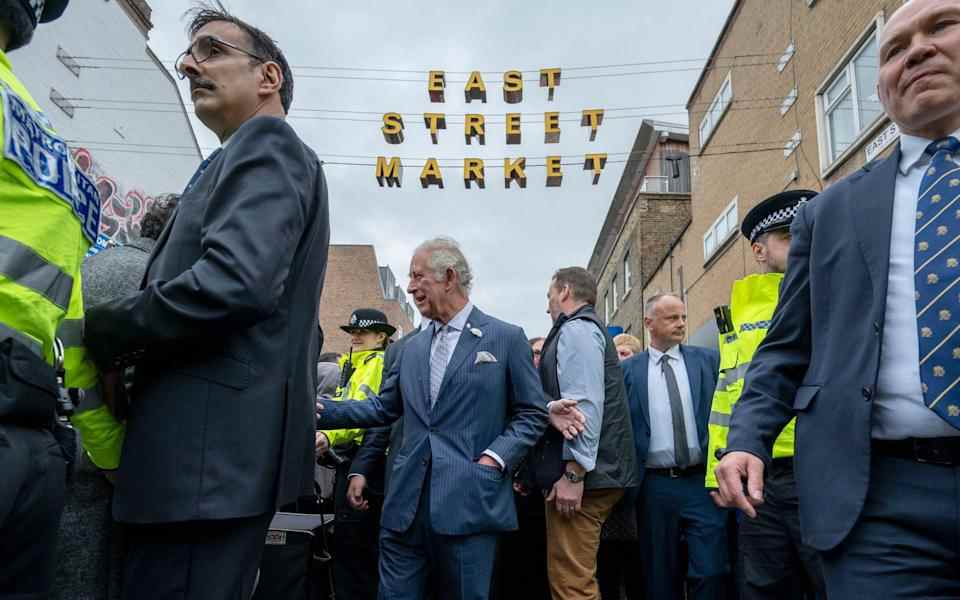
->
[646, 464, 705, 479]
[872, 437, 960, 466]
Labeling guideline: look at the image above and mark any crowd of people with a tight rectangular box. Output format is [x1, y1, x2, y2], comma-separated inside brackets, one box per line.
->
[4, 0, 960, 599]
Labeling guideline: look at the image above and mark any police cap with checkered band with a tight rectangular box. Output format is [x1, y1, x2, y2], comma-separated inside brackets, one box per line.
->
[340, 308, 397, 337]
[741, 189, 818, 243]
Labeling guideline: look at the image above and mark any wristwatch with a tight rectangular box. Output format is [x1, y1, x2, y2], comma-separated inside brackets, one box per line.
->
[564, 470, 585, 484]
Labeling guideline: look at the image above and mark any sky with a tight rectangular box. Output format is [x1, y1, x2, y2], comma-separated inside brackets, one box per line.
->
[147, 0, 735, 338]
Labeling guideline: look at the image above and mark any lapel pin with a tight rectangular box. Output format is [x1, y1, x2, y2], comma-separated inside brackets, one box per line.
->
[470, 327, 483, 338]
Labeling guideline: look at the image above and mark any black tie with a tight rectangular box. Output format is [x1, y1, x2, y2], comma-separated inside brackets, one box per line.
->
[661, 354, 691, 468]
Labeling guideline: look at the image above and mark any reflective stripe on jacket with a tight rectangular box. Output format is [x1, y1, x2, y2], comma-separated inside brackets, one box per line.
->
[705, 273, 796, 489]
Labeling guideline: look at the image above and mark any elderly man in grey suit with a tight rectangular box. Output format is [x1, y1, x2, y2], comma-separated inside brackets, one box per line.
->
[319, 238, 584, 600]
[715, 1, 960, 597]
[83, 6, 328, 600]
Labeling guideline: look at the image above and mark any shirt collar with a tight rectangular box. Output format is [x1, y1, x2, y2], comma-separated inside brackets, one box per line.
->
[899, 127, 960, 175]
[648, 344, 681, 364]
[434, 302, 473, 335]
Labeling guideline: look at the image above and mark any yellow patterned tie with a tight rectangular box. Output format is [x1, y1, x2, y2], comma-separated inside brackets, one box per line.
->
[914, 136, 960, 429]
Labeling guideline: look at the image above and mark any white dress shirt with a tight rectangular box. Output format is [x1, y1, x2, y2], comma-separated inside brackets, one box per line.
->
[646, 345, 703, 467]
[873, 131, 960, 439]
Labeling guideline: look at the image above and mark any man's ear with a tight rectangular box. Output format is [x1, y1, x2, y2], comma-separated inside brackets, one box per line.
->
[259, 61, 283, 98]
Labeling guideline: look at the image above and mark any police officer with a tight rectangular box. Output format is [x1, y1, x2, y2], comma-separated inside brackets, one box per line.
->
[705, 190, 826, 599]
[0, 1, 121, 597]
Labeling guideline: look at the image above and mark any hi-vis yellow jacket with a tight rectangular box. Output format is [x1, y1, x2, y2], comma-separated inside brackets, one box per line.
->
[320, 349, 385, 449]
[705, 272, 795, 489]
[0, 48, 122, 469]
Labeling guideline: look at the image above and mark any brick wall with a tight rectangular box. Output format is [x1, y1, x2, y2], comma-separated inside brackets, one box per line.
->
[318, 245, 415, 356]
[642, 0, 904, 345]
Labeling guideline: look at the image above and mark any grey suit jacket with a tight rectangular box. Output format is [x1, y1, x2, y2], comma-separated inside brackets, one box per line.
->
[84, 116, 330, 524]
[320, 307, 548, 535]
[728, 148, 902, 551]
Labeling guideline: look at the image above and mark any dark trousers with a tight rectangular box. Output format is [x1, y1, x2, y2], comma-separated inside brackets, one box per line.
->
[638, 467, 729, 600]
[597, 540, 643, 600]
[0, 423, 67, 599]
[333, 461, 381, 600]
[378, 471, 498, 600]
[121, 512, 273, 600]
[493, 491, 550, 600]
[821, 454, 960, 599]
[739, 460, 824, 600]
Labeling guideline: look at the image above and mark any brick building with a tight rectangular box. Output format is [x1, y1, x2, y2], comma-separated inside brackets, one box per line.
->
[319, 245, 416, 355]
[588, 120, 692, 338]
[636, 0, 903, 348]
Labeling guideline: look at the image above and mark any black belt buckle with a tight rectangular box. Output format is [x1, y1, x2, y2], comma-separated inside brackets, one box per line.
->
[913, 438, 956, 466]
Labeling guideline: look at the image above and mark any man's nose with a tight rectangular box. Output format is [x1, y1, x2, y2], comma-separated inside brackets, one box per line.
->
[179, 54, 201, 81]
[904, 35, 937, 70]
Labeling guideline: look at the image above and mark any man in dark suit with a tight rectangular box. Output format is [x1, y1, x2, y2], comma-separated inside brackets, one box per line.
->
[319, 238, 582, 600]
[83, 7, 328, 600]
[714, 1, 960, 597]
[621, 293, 726, 599]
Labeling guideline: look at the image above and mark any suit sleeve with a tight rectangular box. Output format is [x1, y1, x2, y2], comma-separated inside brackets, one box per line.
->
[84, 117, 312, 365]
[621, 356, 645, 457]
[321, 352, 404, 430]
[726, 202, 813, 464]
[350, 342, 404, 478]
[486, 327, 549, 471]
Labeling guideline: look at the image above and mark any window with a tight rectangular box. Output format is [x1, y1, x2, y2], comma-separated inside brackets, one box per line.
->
[777, 43, 795, 73]
[604, 291, 611, 323]
[817, 19, 884, 170]
[623, 252, 632, 295]
[698, 71, 733, 149]
[611, 276, 619, 314]
[703, 196, 739, 261]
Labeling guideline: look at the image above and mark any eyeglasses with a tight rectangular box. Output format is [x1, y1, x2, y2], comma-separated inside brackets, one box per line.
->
[174, 35, 267, 80]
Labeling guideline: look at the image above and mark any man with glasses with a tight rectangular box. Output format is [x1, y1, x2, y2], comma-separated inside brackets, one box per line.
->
[84, 5, 330, 599]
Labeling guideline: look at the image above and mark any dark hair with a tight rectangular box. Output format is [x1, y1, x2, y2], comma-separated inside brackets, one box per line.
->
[0, 3, 35, 51]
[185, 2, 294, 113]
[318, 352, 340, 364]
[140, 194, 180, 240]
[552, 267, 598, 306]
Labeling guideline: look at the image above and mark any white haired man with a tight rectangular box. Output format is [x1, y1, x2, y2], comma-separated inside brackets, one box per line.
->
[319, 238, 585, 600]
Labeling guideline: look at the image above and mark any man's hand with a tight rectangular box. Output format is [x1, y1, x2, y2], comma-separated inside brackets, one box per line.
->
[711, 451, 765, 518]
[347, 475, 369, 511]
[476, 455, 502, 470]
[315, 431, 330, 455]
[546, 475, 583, 518]
[548, 399, 587, 440]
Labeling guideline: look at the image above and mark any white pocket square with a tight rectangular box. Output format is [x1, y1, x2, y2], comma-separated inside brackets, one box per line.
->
[474, 351, 498, 364]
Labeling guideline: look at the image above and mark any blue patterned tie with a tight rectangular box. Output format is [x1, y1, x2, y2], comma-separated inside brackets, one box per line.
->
[429, 324, 451, 408]
[914, 136, 960, 430]
[183, 148, 220, 194]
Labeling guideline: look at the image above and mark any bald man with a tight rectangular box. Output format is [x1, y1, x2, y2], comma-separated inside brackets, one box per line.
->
[714, 1, 960, 597]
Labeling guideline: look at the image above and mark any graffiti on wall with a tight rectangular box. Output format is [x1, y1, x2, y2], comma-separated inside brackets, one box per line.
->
[72, 147, 158, 244]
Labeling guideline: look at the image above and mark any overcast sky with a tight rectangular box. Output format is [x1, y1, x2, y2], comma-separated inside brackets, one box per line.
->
[147, 0, 734, 338]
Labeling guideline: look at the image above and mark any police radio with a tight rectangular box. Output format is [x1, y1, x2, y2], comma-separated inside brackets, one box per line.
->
[52, 338, 77, 420]
[714, 305, 735, 335]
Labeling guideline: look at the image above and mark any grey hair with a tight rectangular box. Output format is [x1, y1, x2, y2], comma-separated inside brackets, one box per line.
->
[644, 292, 683, 316]
[415, 237, 474, 293]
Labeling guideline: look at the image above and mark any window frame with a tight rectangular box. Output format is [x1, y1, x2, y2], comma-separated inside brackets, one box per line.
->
[612, 275, 619, 314]
[623, 252, 632, 296]
[697, 70, 733, 151]
[703, 196, 739, 262]
[815, 13, 886, 178]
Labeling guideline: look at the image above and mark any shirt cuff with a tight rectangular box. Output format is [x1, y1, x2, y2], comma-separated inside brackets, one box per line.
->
[482, 450, 506, 471]
[347, 473, 364, 480]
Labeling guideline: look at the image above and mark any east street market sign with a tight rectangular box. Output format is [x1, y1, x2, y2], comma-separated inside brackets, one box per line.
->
[375, 68, 608, 189]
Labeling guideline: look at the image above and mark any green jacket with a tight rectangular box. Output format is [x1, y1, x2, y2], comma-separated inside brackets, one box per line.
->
[705, 272, 795, 489]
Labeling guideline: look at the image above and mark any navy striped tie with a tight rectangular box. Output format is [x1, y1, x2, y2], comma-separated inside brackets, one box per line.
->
[914, 136, 960, 430]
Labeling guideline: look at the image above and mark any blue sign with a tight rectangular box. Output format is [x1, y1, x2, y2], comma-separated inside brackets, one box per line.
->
[2, 88, 101, 244]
